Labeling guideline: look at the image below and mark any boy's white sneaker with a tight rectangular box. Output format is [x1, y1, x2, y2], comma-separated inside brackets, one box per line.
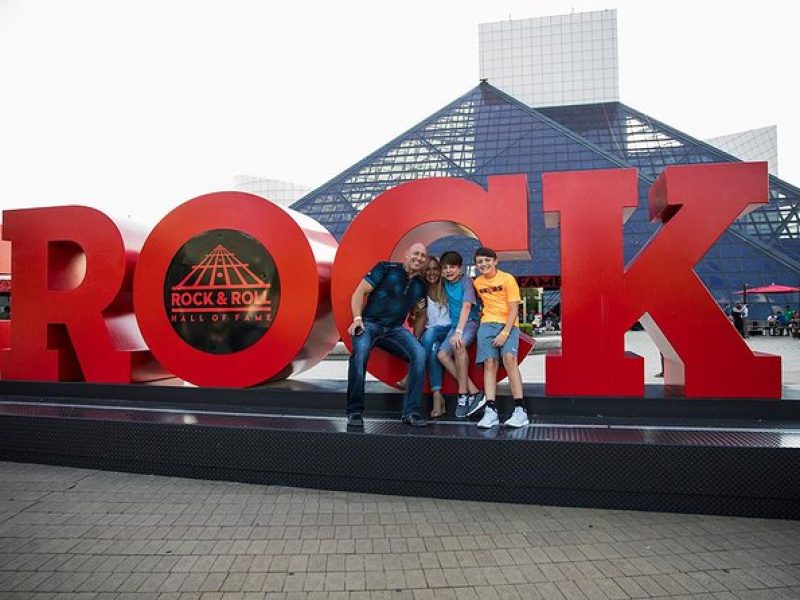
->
[477, 406, 499, 429]
[503, 406, 529, 428]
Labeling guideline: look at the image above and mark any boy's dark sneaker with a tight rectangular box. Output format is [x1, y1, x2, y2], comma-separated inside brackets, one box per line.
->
[465, 392, 486, 416]
[346, 413, 364, 428]
[455, 394, 469, 418]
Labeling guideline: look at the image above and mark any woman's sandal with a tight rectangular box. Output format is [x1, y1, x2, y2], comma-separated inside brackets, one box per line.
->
[430, 395, 446, 419]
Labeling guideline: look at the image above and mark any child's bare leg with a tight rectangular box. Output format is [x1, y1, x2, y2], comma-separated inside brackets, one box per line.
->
[502, 353, 523, 399]
[454, 346, 479, 395]
[483, 358, 498, 400]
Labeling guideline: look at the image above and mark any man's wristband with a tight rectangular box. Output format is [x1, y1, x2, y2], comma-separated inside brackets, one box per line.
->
[455, 329, 463, 335]
[498, 330, 509, 337]
[354, 316, 363, 322]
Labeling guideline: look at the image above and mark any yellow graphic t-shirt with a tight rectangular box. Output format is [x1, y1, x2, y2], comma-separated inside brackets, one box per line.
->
[473, 269, 520, 326]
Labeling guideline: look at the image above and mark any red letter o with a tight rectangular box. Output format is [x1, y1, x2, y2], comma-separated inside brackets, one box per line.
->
[134, 192, 338, 387]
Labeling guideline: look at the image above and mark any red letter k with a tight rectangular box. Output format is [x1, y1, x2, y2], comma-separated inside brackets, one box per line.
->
[544, 163, 781, 398]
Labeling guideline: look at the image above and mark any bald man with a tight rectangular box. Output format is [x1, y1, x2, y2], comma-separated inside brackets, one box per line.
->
[346, 242, 429, 428]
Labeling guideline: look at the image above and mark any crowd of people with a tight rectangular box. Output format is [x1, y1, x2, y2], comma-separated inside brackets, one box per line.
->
[536, 310, 560, 333]
[346, 242, 527, 430]
[728, 302, 800, 338]
[766, 306, 800, 337]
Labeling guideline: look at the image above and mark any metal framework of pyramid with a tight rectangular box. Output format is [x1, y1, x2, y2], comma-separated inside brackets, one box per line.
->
[291, 82, 800, 311]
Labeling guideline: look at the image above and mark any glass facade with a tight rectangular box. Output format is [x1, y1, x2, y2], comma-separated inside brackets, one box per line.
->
[291, 82, 800, 309]
[539, 102, 800, 261]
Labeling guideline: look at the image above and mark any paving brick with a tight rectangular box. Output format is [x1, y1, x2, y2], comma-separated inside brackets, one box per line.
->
[612, 577, 648, 599]
[4, 438, 800, 598]
[115, 572, 152, 593]
[74, 571, 130, 593]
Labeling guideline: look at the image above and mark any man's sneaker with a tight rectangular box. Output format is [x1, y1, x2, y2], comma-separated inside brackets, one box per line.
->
[455, 394, 469, 418]
[503, 406, 529, 428]
[401, 414, 428, 428]
[346, 413, 364, 428]
[465, 392, 486, 416]
[477, 406, 499, 429]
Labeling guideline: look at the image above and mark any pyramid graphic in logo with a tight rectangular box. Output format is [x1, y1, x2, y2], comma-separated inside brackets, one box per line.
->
[169, 244, 273, 322]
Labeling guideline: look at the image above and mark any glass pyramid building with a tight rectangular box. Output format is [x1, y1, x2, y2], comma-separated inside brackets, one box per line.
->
[291, 82, 800, 314]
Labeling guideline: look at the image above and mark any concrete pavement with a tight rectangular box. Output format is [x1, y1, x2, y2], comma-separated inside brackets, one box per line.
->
[2, 332, 800, 599]
[2, 461, 800, 599]
[299, 331, 800, 395]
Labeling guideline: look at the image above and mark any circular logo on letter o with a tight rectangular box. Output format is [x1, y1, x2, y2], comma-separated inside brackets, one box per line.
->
[163, 229, 280, 354]
[134, 192, 338, 387]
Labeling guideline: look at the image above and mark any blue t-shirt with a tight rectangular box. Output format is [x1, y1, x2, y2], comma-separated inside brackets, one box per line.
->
[443, 276, 480, 324]
[361, 262, 426, 328]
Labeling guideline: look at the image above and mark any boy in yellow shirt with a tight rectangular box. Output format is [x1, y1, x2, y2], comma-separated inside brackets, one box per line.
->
[472, 247, 528, 428]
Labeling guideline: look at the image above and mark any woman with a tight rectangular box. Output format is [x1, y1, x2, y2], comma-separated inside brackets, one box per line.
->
[416, 256, 451, 418]
[400, 256, 451, 417]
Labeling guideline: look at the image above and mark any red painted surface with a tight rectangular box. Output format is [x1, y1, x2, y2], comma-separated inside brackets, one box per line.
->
[331, 176, 534, 392]
[0, 225, 9, 354]
[544, 163, 781, 398]
[134, 192, 339, 387]
[0, 206, 162, 382]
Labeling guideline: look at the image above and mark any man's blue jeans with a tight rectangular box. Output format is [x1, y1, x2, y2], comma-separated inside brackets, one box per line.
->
[347, 320, 426, 418]
[419, 325, 450, 392]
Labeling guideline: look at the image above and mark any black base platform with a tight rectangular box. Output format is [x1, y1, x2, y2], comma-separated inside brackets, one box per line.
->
[2, 380, 800, 520]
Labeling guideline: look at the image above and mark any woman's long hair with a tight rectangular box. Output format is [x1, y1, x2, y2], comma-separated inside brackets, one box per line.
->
[426, 256, 446, 307]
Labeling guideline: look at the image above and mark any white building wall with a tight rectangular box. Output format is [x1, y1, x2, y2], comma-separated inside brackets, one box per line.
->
[479, 9, 619, 108]
[705, 126, 779, 176]
[233, 176, 311, 207]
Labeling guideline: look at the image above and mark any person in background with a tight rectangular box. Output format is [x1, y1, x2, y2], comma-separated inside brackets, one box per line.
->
[654, 353, 665, 378]
[785, 305, 796, 322]
[732, 302, 746, 337]
[776, 310, 789, 336]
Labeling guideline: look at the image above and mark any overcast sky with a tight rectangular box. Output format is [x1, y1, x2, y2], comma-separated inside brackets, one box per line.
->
[1, 0, 797, 225]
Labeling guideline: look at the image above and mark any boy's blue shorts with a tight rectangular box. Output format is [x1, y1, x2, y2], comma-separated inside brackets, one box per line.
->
[476, 323, 519, 364]
[438, 319, 479, 355]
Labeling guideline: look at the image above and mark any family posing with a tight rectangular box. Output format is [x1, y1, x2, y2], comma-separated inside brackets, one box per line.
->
[346, 242, 527, 430]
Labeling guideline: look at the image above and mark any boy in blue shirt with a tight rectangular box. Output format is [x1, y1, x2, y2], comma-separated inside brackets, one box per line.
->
[436, 251, 484, 418]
